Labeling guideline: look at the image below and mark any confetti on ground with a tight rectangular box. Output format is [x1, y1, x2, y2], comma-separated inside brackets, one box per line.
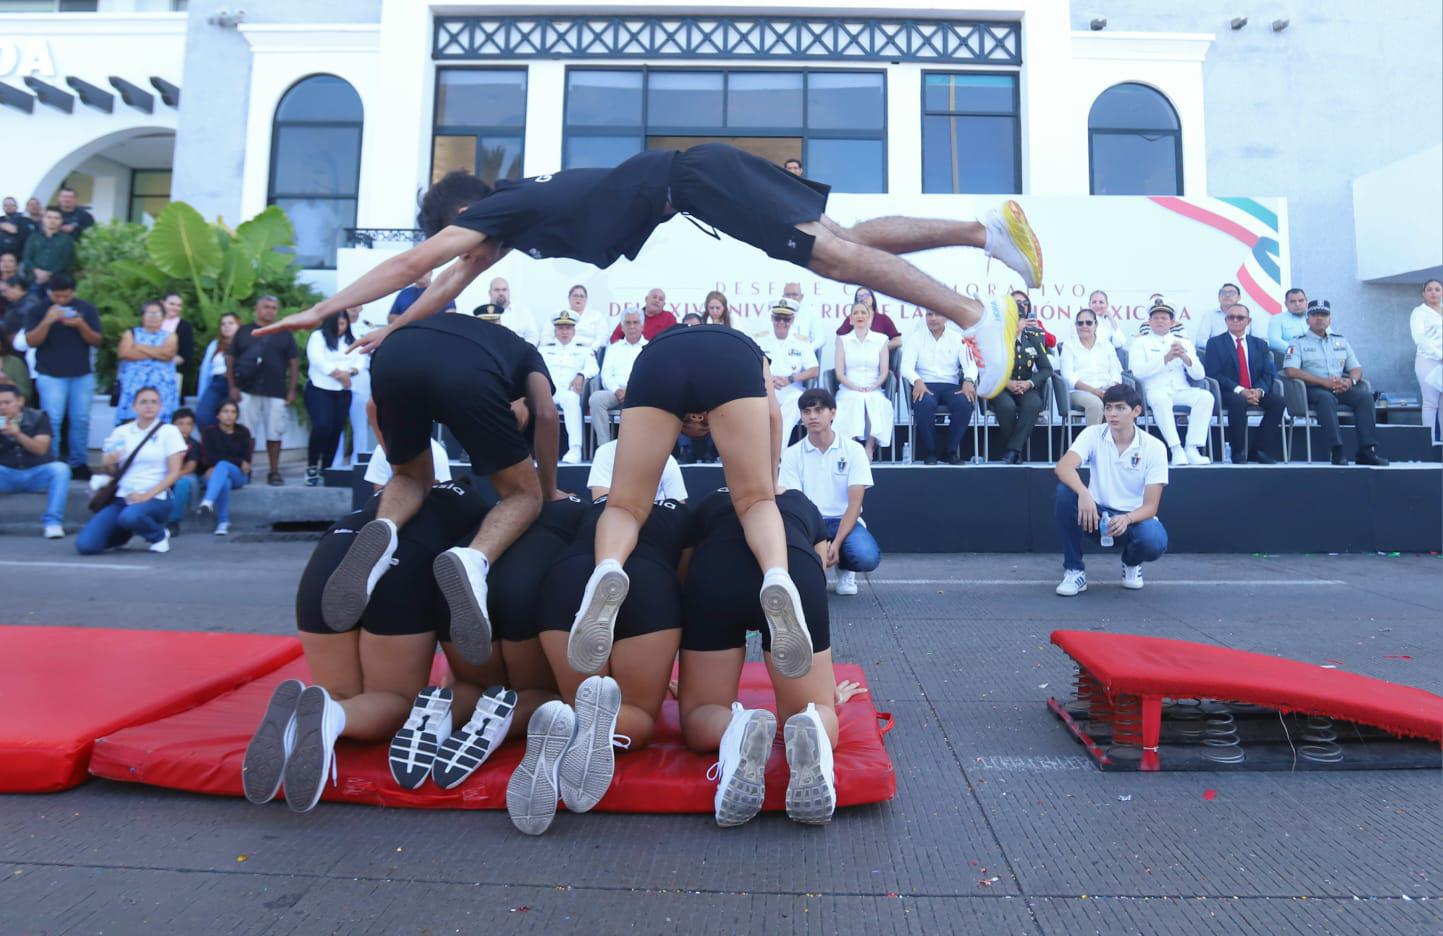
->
[1202, 789, 1218, 801]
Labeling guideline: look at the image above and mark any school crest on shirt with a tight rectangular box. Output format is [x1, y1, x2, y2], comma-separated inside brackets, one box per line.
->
[835, 456, 848, 475]
[1130, 452, 1141, 469]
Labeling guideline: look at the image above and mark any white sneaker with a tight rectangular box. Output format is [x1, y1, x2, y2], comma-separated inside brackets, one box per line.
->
[433, 547, 493, 664]
[43, 524, 64, 539]
[506, 700, 576, 836]
[561, 448, 582, 465]
[784, 704, 836, 824]
[568, 559, 629, 674]
[283, 685, 345, 814]
[1186, 447, 1212, 466]
[1122, 564, 1145, 590]
[760, 568, 813, 678]
[835, 570, 858, 596]
[1056, 569, 1087, 596]
[148, 530, 171, 553]
[241, 678, 305, 804]
[1170, 447, 1189, 467]
[558, 675, 623, 813]
[388, 686, 454, 790]
[983, 200, 1044, 289]
[710, 703, 777, 828]
[433, 685, 518, 790]
[214, 522, 230, 536]
[321, 518, 398, 631]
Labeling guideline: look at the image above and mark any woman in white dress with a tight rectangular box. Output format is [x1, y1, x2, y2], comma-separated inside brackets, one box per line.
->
[1411, 278, 1443, 444]
[833, 302, 893, 459]
[566, 284, 609, 349]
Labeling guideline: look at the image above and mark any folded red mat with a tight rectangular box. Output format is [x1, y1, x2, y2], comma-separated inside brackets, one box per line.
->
[92, 657, 896, 812]
[0, 626, 302, 793]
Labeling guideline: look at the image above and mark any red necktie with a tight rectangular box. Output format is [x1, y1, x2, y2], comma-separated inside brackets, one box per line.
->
[1236, 338, 1252, 389]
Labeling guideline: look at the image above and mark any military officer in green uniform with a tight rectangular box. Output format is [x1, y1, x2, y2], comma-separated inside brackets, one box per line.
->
[1282, 299, 1389, 466]
[991, 314, 1054, 464]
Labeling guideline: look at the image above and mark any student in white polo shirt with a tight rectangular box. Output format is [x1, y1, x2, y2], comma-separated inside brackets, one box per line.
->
[1053, 383, 1169, 596]
[778, 388, 879, 596]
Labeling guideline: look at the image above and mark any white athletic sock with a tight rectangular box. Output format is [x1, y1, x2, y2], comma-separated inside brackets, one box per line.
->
[983, 223, 998, 256]
[762, 567, 788, 579]
[469, 549, 490, 577]
[327, 697, 347, 745]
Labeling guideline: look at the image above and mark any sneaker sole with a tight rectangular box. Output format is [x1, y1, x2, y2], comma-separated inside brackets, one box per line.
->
[284, 686, 334, 814]
[388, 686, 453, 790]
[433, 551, 493, 664]
[761, 578, 813, 679]
[716, 710, 777, 828]
[433, 687, 517, 790]
[321, 519, 395, 632]
[558, 677, 621, 813]
[567, 566, 629, 674]
[1056, 583, 1088, 596]
[1122, 580, 1144, 590]
[507, 705, 575, 836]
[784, 716, 836, 825]
[1002, 199, 1043, 288]
[241, 679, 304, 805]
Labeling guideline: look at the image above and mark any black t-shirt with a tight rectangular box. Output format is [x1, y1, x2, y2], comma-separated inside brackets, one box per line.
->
[452, 150, 676, 269]
[533, 494, 589, 540]
[693, 488, 827, 558]
[563, 496, 693, 567]
[0, 211, 32, 256]
[231, 323, 298, 398]
[409, 315, 553, 397]
[3, 292, 42, 340]
[200, 424, 254, 471]
[24, 298, 100, 378]
[60, 207, 95, 237]
[0, 407, 54, 469]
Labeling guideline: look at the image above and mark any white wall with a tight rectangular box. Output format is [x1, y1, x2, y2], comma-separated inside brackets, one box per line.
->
[1353, 144, 1443, 284]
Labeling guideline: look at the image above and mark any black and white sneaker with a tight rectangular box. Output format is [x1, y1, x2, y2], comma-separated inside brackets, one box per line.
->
[507, 700, 576, 836]
[709, 702, 777, 828]
[241, 678, 304, 805]
[567, 559, 629, 674]
[388, 686, 453, 790]
[433, 547, 493, 664]
[321, 518, 398, 631]
[432, 685, 517, 790]
[558, 674, 624, 813]
[283, 685, 345, 814]
[784, 703, 836, 825]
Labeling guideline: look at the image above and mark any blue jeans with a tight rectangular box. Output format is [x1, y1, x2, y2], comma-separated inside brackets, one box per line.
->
[912, 382, 974, 459]
[76, 496, 170, 553]
[1054, 483, 1168, 572]
[34, 371, 95, 468]
[822, 517, 881, 572]
[204, 460, 248, 524]
[0, 462, 72, 525]
[169, 474, 195, 524]
[195, 379, 230, 430]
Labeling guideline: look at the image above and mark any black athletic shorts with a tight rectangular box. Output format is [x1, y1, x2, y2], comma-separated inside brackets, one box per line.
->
[681, 543, 831, 653]
[668, 143, 830, 266]
[536, 553, 683, 642]
[369, 315, 547, 475]
[296, 479, 490, 638]
[487, 495, 589, 643]
[623, 325, 768, 417]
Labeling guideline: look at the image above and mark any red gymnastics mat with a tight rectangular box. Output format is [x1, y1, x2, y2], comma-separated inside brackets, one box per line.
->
[1049, 630, 1443, 771]
[0, 626, 302, 793]
[91, 658, 896, 813]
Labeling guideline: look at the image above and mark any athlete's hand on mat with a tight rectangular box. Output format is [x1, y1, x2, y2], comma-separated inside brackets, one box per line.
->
[348, 324, 394, 356]
[1076, 491, 1100, 533]
[835, 679, 869, 704]
[253, 305, 325, 336]
[911, 379, 931, 403]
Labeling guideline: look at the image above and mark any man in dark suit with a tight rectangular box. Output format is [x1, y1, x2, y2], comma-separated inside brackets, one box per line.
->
[1204, 304, 1281, 464]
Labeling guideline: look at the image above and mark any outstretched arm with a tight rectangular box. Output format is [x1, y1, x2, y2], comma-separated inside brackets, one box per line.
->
[349, 247, 502, 355]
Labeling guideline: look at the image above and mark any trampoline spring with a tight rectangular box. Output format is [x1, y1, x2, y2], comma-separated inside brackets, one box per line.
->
[1072, 667, 1097, 706]
[1110, 694, 1144, 747]
[1167, 698, 1207, 738]
[1199, 711, 1245, 763]
[1299, 715, 1345, 763]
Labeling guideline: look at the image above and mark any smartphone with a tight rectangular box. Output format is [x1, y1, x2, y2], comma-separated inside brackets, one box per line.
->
[61, 306, 77, 319]
[0, 416, 7, 429]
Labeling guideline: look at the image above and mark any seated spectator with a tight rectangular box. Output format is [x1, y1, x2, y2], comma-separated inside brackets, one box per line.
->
[609, 287, 677, 342]
[681, 311, 703, 326]
[0, 197, 34, 259]
[0, 251, 19, 284]
[489, 277, 540, 345]
[836, 286, 903, 349]
[77, 387, 186, 554]
[1193, 282, 1259, 351]
[304, 309, 359, 485]
[1013, 292, 1057, 349]
[834, 301, 893, 459]
[115, 300, 180, 425]
[1282, 300, 1389, 466]
[1060, 308, 1123, 427]
[563, 284, 607, 348]
[782, 283, 828, 353]
[1203, 305, 1282, 464]
[1053, 384, 1169, 596]
[23, 273, 101, 479]
[901, 308, 977, 464]
[540, 310, 598, 464]
[588, 438, 687, 502]
[1130, 298, 1214, 466]
[779, 388, 880, 596]
[196, 399, 255, 535]
[389, 271, 456, 320]
[1084, 289, 1131, 349]
[56, 187, 94, 239]
[589, 306, 647, 447]
[784, 157, 804, 176]
[195, 311, 240, 429]
[702, 290, 734, 328]
[20, 208, 74, 285]
[991, 310, 1053, 464]
[1268, 287, 1311, 355]
[168, 407, 201, 535]
[362, 400, 451, 492]
[755, 298, 820, 445]
[0, 383, 70, 538]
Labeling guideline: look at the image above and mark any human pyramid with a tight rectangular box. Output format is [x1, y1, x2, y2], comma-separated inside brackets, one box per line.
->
[241, 142, 1043, 833]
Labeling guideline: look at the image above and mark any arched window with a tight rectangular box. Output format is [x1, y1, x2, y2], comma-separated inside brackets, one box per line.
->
[1088, 83, 1181, 196]
[268, 75, 363, 269]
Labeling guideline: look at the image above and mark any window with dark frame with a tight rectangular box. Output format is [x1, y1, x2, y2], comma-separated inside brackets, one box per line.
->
[563, 67, 887, 193]
[128, 169, 172, 225]
[267, 74, 363, 270]
[430, 68, 528, 186]
[921, 72, 1020, 195]
[1088, 82, 1182, 196]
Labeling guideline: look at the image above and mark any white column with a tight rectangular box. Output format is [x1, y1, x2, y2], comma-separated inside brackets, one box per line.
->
[887, 64, 922, 196]
[361, 0, 433, 227]
[526, 61, 567, 175]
